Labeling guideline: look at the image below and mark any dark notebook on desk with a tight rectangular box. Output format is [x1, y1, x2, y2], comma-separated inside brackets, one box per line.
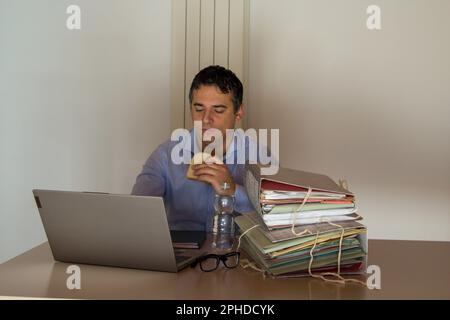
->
[170, 231, 206, 249]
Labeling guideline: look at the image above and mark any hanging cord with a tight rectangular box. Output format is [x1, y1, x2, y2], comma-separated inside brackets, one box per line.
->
[307, 229, 345, 285]
[237, 224, 266, 275]
[290, 187, 313, 236]
[339, 178, 357, 203]
[288, 183, 365, 285]
[237, 224, 260, 250]
[288, 183, 366, 285]
[338, 179, 349, 191]
[306, 220, 368, 287]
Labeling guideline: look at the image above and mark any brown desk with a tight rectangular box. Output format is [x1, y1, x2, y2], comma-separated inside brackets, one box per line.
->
[0, 239, 449, 299]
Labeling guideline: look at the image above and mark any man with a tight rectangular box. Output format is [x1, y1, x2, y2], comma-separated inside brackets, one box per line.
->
[131, 66, 255, 231]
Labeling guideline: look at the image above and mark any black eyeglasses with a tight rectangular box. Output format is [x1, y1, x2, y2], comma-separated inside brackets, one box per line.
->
[190, 252, 240, 272]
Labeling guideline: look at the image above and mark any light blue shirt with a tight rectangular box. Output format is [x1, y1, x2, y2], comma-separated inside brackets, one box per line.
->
[131, 129, 255, 231]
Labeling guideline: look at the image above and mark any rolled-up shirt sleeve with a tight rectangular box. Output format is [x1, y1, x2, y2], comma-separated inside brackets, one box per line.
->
[131, 145, 167, 197]
[234, 184, 255, 213]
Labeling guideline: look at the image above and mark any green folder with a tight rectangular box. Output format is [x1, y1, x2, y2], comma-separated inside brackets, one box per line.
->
[236, 213, 366, 255]
[240, 237, 365, 276]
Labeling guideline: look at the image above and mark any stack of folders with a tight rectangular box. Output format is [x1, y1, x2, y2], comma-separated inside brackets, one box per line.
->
[259, 180, 359, 228]
[236, 165, 368, 278]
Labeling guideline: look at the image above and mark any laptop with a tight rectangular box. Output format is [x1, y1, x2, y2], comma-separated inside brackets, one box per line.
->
[32, 189, 203, 272]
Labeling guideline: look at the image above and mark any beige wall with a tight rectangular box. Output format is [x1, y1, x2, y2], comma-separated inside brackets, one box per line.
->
[248, 0, 450, 241]
[0, 0, 171, 263]
[1, 0, 448, 266]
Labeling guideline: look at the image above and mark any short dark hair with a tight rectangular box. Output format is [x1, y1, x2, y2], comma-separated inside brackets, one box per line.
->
[189, 65, 243, 113]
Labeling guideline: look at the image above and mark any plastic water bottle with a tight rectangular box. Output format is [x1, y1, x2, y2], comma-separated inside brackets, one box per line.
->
[212, 182, 235, 250]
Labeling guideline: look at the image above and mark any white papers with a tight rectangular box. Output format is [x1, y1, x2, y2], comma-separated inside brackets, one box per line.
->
[263, 208, 357, 221]
[261, 190, 347, 200]
[263, 214, 360, 228]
